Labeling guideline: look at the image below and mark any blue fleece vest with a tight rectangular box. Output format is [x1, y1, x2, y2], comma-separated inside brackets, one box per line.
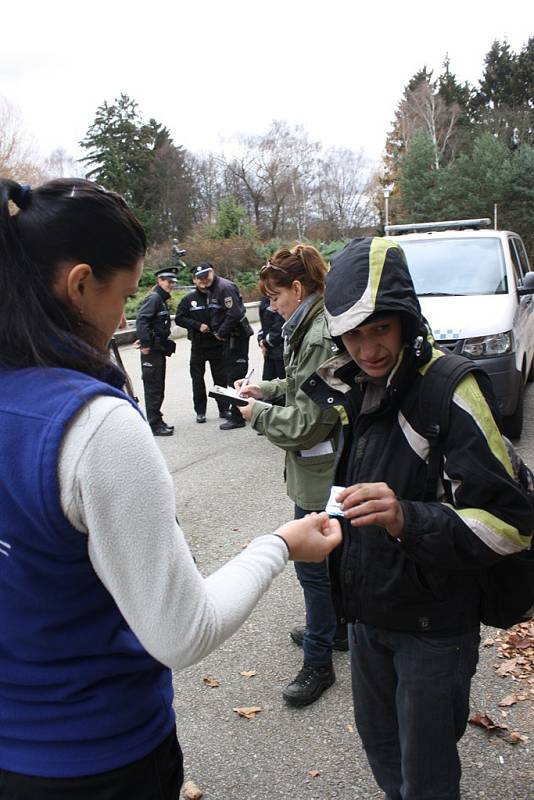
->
[0, 366, 175, 777]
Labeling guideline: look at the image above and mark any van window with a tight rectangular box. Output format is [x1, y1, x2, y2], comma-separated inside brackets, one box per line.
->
[508, 238, 524, 282]
[512, 238, 531, 278]
[399, 237, 507, 296]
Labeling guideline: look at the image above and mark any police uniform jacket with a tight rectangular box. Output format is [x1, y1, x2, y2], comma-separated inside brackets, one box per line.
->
[175, 288, 223, 350]
[135, 285, 173, 354]
[206, 274, 247, 340]
[258, 297, 284, 360]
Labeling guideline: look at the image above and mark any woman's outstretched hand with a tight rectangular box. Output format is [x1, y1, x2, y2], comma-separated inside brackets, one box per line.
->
[273, 512, 342, 562]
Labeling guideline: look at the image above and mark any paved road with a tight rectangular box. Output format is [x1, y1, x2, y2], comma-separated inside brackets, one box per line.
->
[119, 335, 534, 800]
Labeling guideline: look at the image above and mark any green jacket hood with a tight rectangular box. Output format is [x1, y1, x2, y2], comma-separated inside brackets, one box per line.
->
[324, 237, 422, 337]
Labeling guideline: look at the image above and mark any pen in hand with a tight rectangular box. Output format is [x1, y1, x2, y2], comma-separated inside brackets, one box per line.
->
[237, 368, 255, 397]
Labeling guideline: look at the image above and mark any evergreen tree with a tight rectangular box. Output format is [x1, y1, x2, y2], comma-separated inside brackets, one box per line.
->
[397, 131, 442, 222]
[80, 94, 193, 243]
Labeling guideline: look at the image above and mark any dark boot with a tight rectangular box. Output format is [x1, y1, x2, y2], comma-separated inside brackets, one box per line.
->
[282, 662, 335, 707]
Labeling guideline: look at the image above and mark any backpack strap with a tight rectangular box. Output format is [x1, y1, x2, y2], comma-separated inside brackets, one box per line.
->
[419, 353, 494, 501]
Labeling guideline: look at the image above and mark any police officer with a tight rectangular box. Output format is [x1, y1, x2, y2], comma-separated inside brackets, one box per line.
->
[258, 295, 286, 381]
[175, 265, 227, 423]
[192, 262, 252, 430]
[135, 267, 177, 436]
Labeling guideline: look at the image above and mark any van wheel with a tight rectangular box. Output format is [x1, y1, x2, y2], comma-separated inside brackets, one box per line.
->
[502, 382, 524, 439]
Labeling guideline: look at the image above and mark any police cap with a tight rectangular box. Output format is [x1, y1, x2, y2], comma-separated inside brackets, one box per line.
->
[155, 267, 179, 281]
[191, 263, 213, 278]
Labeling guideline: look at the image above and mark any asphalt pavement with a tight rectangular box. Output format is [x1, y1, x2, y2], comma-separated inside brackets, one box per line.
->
[119, 333, 533, 800]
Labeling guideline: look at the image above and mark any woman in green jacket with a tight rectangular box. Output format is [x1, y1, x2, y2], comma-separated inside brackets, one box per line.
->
[238, 245, 344, 707]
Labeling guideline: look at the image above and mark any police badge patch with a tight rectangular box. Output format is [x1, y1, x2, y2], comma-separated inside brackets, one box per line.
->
[224, 296, 233, 309]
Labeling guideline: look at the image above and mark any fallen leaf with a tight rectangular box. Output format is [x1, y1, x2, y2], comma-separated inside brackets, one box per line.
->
[307, 769, 321, 778]
[202, 676, 221, 688]
[241, 539, 251, 549]
[347, 723, 354, 733]
[500, 730, 527, 744]
[233, 705, 263, 719]
[469, 713, 526, 745]
[498, 693, 517, 707]
[240, 670, 257, 678]
[482, 638, 495, 647]
[183, 779, 203, 799]
[231, 527, 240, 531]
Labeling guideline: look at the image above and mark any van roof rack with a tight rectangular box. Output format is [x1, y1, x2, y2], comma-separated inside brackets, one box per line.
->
[385, 218, 491, 234]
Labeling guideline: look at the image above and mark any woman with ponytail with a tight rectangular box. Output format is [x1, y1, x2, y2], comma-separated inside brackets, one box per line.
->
[237, 244, 346, 707]
[0, 180, 341, 799]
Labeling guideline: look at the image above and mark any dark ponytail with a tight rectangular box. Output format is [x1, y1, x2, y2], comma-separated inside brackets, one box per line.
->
[0, 178, 146, 376]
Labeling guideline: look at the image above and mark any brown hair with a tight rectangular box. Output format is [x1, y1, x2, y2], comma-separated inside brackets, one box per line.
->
[259, 244, 328, 298]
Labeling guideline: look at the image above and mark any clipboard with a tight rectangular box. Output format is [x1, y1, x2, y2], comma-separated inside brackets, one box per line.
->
[208, 385, 250, 407]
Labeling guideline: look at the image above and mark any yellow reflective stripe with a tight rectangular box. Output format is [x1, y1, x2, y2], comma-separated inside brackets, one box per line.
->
[369, 238, 393, 308]
[448, 505, 532, 554]
[418, 348, 444, 376]
[335, 405, 349, 426]
[453, 374, 513, 477]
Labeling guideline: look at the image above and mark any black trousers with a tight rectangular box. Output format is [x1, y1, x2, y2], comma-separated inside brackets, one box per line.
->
[220, 333, 250, 421]
[262, 355, 286, 381]
[141, 351, 167, 429]
[190, 346, 226, 415]
[0, 729, 183, 800]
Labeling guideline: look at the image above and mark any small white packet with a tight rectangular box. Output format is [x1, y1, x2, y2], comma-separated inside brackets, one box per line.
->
[326, 485, 346, 517]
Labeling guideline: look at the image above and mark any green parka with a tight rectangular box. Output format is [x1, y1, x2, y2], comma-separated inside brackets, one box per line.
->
[250, 294, 340, 510]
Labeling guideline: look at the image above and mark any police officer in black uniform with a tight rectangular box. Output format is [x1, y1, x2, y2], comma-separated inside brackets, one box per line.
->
[258, 295, 286, 381]
[191, 262, 252, 430]
[175, 265, 227, 423]
[135, 267, 177, 436]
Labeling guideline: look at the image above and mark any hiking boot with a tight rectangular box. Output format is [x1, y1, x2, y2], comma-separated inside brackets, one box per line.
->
[196, 414, 207, 423]
[282, 662, 335, 707]
[219, 410, 231, 419]
[290, 626, 349, 652]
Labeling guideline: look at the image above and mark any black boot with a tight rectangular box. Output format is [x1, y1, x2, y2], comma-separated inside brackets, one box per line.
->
[282, 662, 335, 707]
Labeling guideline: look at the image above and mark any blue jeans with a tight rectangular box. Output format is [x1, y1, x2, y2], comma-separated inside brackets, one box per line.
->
[350, 623, 480, 800]
[294, 505, 337, 666]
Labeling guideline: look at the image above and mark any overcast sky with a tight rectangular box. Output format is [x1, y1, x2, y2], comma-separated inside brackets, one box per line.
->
[1, 0, 532, 170]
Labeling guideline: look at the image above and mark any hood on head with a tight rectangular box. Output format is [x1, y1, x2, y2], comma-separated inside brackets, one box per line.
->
[324, 237, 423, 342]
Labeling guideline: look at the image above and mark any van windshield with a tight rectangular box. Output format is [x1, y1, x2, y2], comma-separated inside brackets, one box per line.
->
[398, 237, 507, 296]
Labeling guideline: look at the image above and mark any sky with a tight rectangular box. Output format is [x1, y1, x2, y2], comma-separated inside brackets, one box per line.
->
[1, 0, 533, 171]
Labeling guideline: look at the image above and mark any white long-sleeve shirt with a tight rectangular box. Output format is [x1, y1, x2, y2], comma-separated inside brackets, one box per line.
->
[58, 395, 288, 670]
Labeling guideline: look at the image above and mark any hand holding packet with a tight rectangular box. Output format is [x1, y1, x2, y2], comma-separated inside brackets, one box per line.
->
[326, 485, 346, 518]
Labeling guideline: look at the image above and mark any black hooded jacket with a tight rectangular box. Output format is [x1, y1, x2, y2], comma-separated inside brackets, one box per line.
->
[303, 237, 534, 634]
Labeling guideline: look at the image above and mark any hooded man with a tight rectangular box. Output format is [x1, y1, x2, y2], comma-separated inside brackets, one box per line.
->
[302, 237, 534, 800]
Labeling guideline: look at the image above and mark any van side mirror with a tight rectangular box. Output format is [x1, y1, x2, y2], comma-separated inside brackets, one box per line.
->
[518, 271, 534, 295]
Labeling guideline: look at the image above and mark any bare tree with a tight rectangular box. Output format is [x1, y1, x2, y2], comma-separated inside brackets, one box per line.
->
[399, 81, 462, 169]
[0, 95, 45, 183]
[43, 148, 85, 179]
[314, 147, 374, 238]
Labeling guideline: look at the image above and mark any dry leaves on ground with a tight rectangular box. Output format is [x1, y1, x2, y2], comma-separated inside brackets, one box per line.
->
[232, 705, 263, 719]
[202, 676, 221, 688]
[183, 779, 203, 799]
[493, 620, 534, 681]
[468, 712, 528, 745]
[240, 670, 257, 678]
[307, 769, 321, 778]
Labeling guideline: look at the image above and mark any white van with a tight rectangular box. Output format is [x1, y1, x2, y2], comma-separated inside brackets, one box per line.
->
[385, 219, 534, 438]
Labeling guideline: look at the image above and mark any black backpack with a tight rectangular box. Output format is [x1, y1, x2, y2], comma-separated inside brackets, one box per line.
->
[419, 353, 534, 630]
